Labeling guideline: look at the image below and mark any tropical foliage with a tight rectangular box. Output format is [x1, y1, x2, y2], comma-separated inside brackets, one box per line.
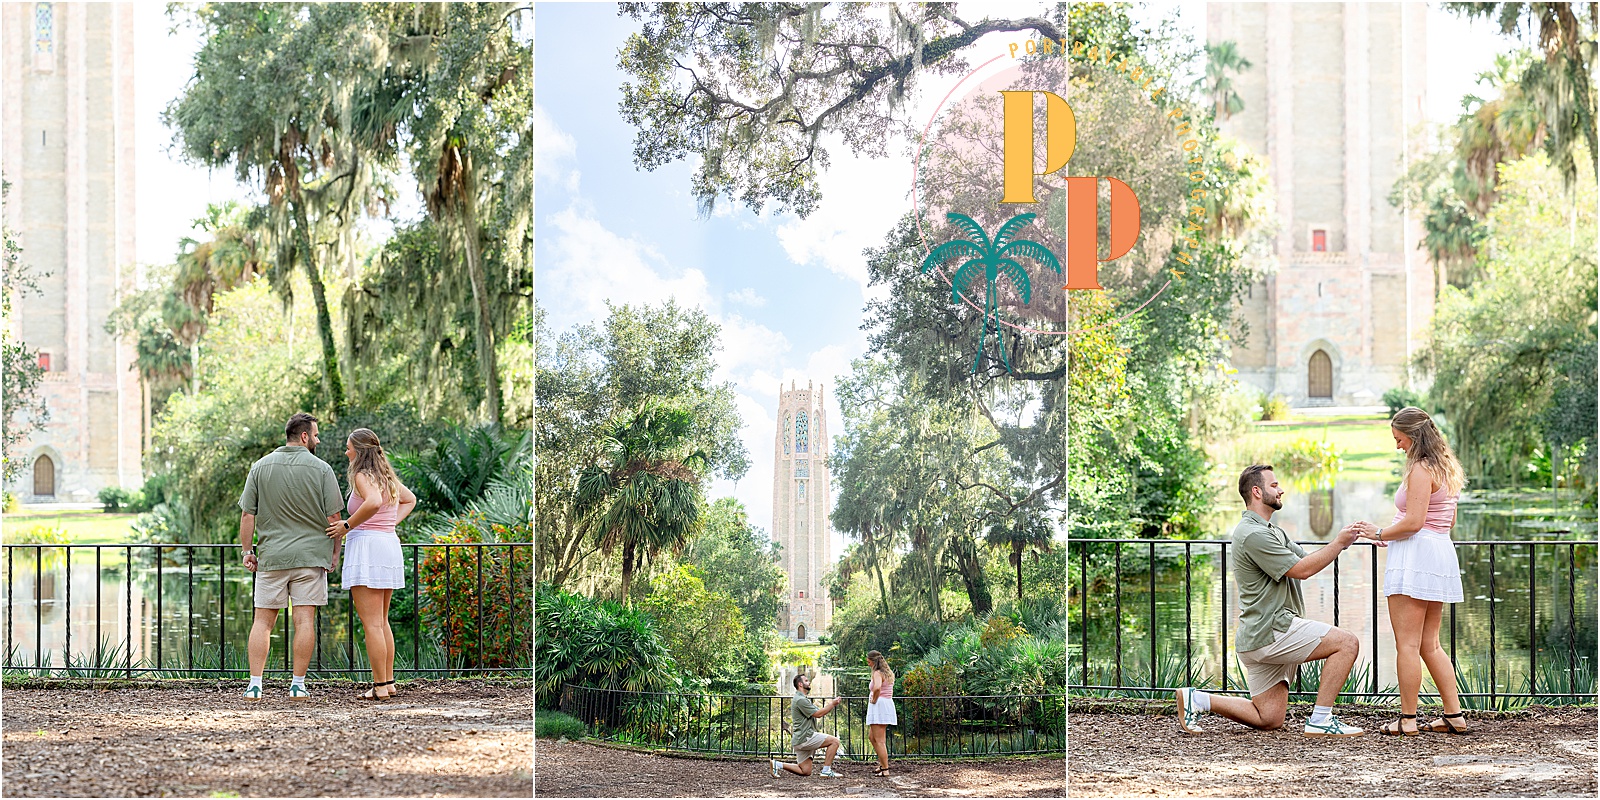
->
[534, 584, 683, 709]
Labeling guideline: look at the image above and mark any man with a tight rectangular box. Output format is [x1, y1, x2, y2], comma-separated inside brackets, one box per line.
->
[770, 673, 845, 778]
[238, 413, 346, 701]
[1174, 464, 1366, 736]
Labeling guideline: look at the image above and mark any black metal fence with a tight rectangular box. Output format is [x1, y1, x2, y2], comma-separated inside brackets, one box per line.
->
[2, 542, 533, 678]
[560, 684, 1065, 759]
[1069, 538, 1598, 701]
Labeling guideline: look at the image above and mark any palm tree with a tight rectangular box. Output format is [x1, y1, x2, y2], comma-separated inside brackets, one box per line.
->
[1198, 41, 1253, 121]
[575, 400, 708, 605]
[920, 212, 1061, 374]
[984, 515, 1054, 602]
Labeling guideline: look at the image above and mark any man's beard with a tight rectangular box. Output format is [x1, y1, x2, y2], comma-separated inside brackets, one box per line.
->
[306, 441, 316, 454]
[1266, 494, 1283, 511]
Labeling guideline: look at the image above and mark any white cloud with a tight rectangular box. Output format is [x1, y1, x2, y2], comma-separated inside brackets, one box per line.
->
[539, 204, 714, 329]
[726, 287, 767, 308]
[773, 147, 906, 295]
[535, 103, 579, 190]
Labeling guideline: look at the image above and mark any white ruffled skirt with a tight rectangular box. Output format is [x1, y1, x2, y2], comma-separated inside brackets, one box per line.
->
[1382, 528, 1463, 603]
[341, 529, 406, 589]
[865, 697, 897, 726]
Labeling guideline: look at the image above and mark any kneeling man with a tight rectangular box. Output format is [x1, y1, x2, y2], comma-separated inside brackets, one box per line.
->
[1176, 464, 1365, 736]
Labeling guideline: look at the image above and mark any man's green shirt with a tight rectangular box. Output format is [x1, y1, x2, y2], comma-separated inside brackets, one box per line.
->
[238, 446, 345, 571]
[791, 692, 819, 749]
[1231, 509, 1308, 652]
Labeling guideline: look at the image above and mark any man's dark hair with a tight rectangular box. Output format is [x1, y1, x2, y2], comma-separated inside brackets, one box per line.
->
[1239, 464, 1274, 503]
[793, 673, 806, 689]
[285, 413, 318, 441]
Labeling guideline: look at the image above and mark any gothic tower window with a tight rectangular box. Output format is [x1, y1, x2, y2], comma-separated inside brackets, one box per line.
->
[795, 410, 809, 453]
[33, 3, 54, 72]
[783, 412, 790, 455]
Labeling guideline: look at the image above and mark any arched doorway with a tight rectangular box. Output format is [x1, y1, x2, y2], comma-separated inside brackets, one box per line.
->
[32, 455, 54, 497]
[1308, 350, 1332, 399]
[796, 623, 807, 640]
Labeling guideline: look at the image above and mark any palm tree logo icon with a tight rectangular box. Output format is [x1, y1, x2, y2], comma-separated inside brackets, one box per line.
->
[920, 212, 1062, 373]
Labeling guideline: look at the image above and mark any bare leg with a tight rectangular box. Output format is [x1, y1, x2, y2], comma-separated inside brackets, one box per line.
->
[247, 607, 279, 678]
[290, 604, 317, 677]
[870, 724, 888, 770]
[1419, 600, 1467, 730]
[782, 755, 813, 776]
[1388, 594, 1428, 733]
[1207, 682, 1289, 730]
[1307, 627, 1360, 707]
[379, 589, 396, 689]
[822, 735, 841, 766]
[352, 587, 388, 695]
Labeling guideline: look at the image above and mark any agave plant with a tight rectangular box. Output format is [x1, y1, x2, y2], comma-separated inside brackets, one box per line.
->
[920, 212, 1062, 373]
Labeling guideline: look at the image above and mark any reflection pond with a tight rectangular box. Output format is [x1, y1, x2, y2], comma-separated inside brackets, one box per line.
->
[1071, 480, 1598, 704]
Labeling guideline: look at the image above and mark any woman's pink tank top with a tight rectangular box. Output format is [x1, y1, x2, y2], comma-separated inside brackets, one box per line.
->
[1392, 480, 1457, 534]
[876, 673, 894, 699]
[347, 492, 398, 533]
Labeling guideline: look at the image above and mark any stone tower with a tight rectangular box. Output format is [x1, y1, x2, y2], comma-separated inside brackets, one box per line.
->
[773, 380, 832, 640]
[2, 3, 142, 501]
[1210, 3, 1435, 407]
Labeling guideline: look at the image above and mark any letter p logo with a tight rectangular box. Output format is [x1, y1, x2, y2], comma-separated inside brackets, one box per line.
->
[1000, 91, 1074, 204]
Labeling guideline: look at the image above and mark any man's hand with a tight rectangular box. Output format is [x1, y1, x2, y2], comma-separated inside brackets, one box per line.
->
[242, 552, 259, 573]
[1334, 524, 1362, 550]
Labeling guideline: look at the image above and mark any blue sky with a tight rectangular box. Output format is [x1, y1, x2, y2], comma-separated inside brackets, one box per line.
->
[532, 3, 1514, 542]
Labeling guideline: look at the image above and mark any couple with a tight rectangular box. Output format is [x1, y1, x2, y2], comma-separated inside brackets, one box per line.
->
[1176, 407, 1471, 737]
[237, 413, 417, 701]
[771, 651, 898, 779]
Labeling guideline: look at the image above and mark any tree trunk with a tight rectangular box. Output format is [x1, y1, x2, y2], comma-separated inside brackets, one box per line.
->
[868, 523, 891, 618]
[449, 154, 502, 425]
[290, 201, 345, 413]
[951, 534, 992, 616]
[620, 537, 636, 607]
[1014, 545, 1024, 602]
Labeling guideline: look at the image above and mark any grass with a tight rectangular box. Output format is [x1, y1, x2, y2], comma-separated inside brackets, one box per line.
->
[1, 510, 139, 544]
[1212, 416, 1401, 483]
[536, 710, 588, 739]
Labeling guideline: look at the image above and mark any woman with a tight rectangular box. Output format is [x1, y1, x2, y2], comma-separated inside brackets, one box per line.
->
[865, 650, 897, 777]
[327, 428, 416, 700]
[1359, 407, 1470, 736]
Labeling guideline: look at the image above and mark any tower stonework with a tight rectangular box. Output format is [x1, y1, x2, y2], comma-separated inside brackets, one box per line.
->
[773, 380, 832, 640]
[2, 3, 142, 501]
[1210, 3, 1434, 407]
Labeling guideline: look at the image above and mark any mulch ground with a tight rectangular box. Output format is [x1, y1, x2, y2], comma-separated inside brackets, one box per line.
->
[1068, 703, 1597, 797]
[534, 740, 1065, 797]
[0, 680, 533, 797]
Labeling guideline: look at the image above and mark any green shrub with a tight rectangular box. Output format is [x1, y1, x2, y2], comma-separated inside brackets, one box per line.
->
[1258, 393, 1292, 421]
[97, 487, 133, 513]
[534, 584, 685, 709]
[3, 524, 69, 545]
[535, 710, 588, 739]
[1273, 437, 1345, 476]
[417, 513, 533, 669]
[394, 424, 532, 516]
[2, 492, 16, 513]
[1383, 387, 1423, 419]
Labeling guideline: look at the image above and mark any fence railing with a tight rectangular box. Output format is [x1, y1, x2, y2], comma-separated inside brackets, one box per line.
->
[560, 684, 1065, 759]
[1068, 538, 1598, 701]
[2, 542, 533, 678]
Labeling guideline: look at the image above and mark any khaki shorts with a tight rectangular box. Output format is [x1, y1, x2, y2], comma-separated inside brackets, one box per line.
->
[793, 732, 831, 760]
[253, 567, 329, 609]
[1237, 617, 1331, 696]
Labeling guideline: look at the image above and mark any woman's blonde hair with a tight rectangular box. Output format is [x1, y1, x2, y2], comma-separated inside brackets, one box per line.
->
[1391, 407, 1467, 496]
[867, 650, 894, 682]
[347, 428, 403, 504]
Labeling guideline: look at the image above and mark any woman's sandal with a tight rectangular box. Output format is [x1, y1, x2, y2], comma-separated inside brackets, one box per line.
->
[359, 683, 389, 701]
[1421, 712, 1471, 735]
[1380, 714, 1420, 736]
[873, 767, 890, 778]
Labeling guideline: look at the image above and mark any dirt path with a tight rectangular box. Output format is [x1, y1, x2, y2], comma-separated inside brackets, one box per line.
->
[1068, 706, 1597, 797]
[1, 680, 533, 797]
[534, 740, 1065, 797]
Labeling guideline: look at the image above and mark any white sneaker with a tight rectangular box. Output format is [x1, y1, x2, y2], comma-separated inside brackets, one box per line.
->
[1304, 715, 1365, 737]
[771, 759, 782, 778]
[818, 766, 843, 778]
[1174, 688, 1205, 734]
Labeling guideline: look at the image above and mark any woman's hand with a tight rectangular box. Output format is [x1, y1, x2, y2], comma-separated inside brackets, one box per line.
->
[871, 690, 880, 704]
[326, 519, 349, 538]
